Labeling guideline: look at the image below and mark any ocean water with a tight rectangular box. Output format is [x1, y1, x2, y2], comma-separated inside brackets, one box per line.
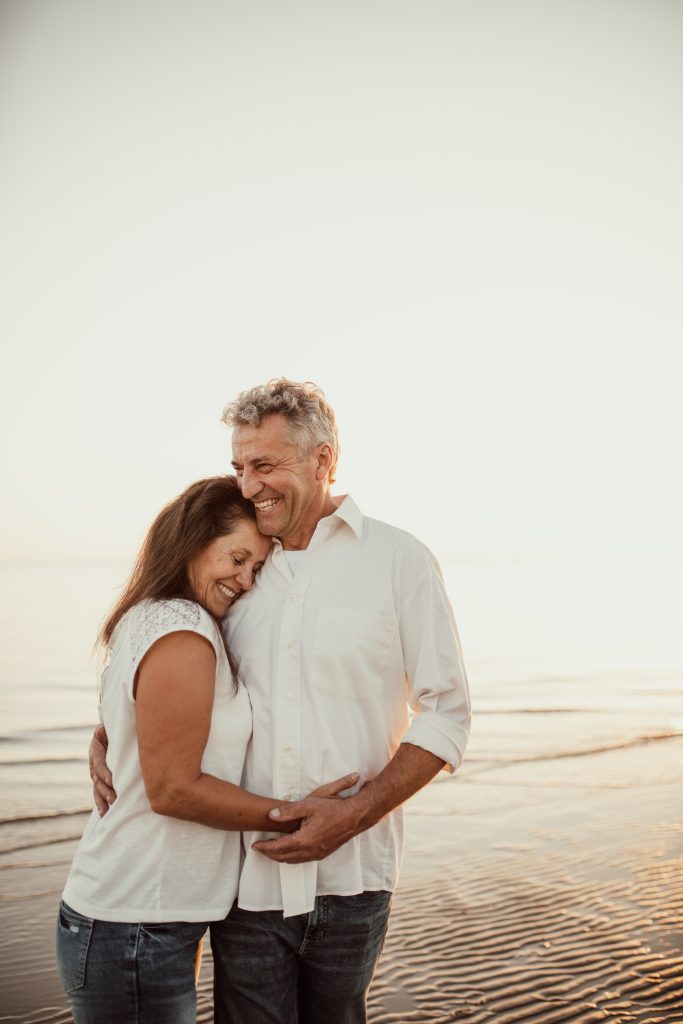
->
[0, 555, 681, 858]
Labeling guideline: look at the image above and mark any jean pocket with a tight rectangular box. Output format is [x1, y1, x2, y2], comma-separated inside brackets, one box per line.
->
[139, 921, 207, 957]
[340, 889, 392, 908]
[140, 921, 207, 936]
[56, 901, 94, 993]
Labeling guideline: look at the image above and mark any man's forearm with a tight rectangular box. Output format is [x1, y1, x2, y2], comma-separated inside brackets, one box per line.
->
[350, 742, 445, 832]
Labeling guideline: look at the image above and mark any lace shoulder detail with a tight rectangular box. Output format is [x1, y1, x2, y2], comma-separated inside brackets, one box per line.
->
[125, 599, 217, 667]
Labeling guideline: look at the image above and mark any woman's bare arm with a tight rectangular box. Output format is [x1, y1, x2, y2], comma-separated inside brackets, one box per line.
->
[91, 631, 355, 831]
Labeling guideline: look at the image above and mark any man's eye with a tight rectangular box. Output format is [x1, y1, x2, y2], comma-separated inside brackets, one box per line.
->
[233, 557, 245, 566]
[256, 464, 272, 473]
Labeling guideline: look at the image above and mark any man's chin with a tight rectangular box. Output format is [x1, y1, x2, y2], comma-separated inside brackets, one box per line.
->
[255, 513, 282, 537]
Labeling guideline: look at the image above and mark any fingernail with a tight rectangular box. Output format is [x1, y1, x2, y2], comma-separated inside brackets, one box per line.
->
[269, 808, 281, 819]
[350, 772, 360, 780]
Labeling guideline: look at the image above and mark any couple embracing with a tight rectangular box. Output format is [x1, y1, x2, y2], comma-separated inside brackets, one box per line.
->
[56, 378, 471, 1023]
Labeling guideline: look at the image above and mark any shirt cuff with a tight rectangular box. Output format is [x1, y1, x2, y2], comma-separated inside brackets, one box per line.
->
[402, 713, 469, 774]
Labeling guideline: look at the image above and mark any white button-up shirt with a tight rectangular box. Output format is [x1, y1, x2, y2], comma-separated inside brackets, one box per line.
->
[225, 495, 470, 916]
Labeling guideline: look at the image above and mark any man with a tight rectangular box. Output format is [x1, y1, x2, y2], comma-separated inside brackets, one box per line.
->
[91, 378, 470, 1024]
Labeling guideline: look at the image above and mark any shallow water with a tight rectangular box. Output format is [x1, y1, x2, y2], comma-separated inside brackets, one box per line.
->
[1, 556, 681, 840]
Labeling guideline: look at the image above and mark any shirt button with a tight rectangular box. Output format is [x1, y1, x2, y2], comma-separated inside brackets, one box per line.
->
[283, 744, 292, 752]
[289, 594, 298, 603]
[286, 691, 294, 700]
[283, 795, 292, 801]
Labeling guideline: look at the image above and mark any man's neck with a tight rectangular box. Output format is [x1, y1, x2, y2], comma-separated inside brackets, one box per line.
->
[280, 492, 338, 550]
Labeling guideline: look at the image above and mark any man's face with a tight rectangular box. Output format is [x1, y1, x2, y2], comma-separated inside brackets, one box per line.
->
[231, 414, 322, 546]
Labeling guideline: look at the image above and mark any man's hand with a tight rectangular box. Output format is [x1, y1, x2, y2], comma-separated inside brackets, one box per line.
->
[251, 792, 364, 863]
[89, 724, 116, 816]
[252, 743, 445, 864]
[251, 772, 362, 862]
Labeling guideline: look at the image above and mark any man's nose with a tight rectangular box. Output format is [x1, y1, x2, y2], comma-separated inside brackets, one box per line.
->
[239, 467, 261, 500]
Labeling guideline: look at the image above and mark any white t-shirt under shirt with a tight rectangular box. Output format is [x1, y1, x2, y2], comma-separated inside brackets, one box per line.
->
[62, 598, 251, 923]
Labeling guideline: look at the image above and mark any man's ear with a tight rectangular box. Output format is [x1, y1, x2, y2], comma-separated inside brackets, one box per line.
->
[315, 444, 334, 481]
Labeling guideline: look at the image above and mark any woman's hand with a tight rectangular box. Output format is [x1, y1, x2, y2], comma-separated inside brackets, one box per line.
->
[308, 772, 360, 800]
[89, 724, 116, 816]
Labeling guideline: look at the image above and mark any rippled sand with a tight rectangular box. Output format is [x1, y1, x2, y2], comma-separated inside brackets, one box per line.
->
[3, 734, 680, 1023]
[363, 735, 683, 1024]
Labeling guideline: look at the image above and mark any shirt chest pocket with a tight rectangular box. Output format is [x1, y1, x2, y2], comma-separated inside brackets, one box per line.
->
[311, 608, 396, 701]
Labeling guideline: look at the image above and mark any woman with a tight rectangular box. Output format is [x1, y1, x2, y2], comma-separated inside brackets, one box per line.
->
[56, 476, 355, 1024]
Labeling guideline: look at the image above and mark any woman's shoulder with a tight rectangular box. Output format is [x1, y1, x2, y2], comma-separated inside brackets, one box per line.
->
[120, 599, 219, 654]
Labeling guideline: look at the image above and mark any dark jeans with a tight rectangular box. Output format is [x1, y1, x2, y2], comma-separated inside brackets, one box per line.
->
[55, 901, 207, 1024]
[210, 890, 392, 1024]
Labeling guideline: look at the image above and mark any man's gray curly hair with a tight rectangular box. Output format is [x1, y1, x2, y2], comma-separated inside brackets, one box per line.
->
[222, 378, 339, 483]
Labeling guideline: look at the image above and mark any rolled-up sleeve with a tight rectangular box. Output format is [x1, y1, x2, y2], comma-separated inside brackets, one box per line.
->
[397, 548, 471, 772]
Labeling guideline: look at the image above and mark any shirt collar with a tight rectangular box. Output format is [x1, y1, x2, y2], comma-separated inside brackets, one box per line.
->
[328, 494, 363, 539]
[271, 493, 364, 555]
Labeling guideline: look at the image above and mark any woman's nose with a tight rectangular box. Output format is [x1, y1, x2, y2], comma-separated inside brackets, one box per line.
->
[236, 567, 253, 591]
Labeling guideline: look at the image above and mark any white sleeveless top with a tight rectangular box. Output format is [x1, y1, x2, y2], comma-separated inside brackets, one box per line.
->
[63, 599, 252, 923]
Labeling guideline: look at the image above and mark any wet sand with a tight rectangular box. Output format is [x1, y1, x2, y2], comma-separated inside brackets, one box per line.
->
[1, 736, 681, 1023]
[368, 735, 683, 1024]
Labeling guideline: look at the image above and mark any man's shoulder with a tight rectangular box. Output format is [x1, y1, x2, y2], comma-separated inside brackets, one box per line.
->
[357, 515, 441, 586]
[361, 513, 432, 557]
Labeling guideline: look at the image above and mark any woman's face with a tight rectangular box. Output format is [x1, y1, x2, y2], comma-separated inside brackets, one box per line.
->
[187, 519, 271, 618]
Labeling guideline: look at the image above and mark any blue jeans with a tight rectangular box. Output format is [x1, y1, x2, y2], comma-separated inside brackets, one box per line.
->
[55, 901, 207, 1024]
[210, 890, 392, 1024]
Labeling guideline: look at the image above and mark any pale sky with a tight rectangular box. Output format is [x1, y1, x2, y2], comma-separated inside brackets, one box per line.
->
[1, 0, 681, 563]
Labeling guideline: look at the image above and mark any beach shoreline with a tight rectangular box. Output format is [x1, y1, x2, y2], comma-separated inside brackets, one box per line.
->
[2, 737, 681, 1023]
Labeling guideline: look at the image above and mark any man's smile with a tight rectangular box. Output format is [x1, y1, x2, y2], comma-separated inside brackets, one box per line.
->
[255, 498, 281, 511]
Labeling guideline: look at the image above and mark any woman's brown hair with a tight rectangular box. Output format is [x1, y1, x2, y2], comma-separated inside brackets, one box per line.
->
[99, 476, 257, 662]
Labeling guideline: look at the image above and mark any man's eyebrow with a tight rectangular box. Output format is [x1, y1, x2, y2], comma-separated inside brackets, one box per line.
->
[231, 453, 278, 468]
